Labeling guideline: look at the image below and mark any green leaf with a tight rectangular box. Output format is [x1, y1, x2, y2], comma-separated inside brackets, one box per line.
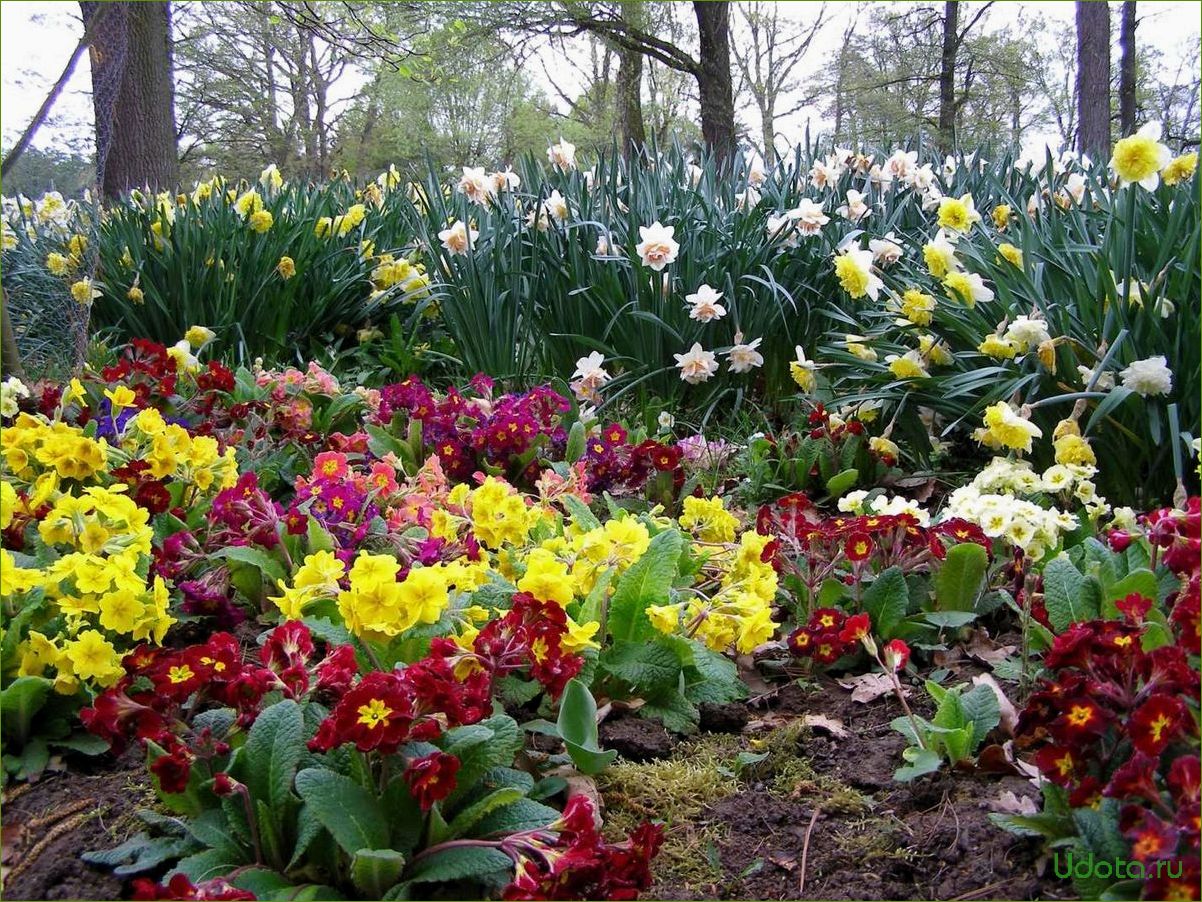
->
[958, 683, 1001, 749]
[1102, 568, 1159, 618]
[824, 468, 859, 498]
[599, 641, 682, 692]
[294, 768, 388, 854]
[352, 849, 406, 898]
[441, 715, 523, 808]
[607, 529, 684, 643]
[211, 545, 287, 584]
[988, 811, 1077, 840]
[560, 492, 600, 531]
[639, 688, 699, 734]
[0, 676, 52, 743]
[556, 678, 616, 775]
[445, 788, 526, 839]
[404, 846, 513, 885]
[916, 611, 978, 629]
[239, 699, 304, 835]
[1043, 554, 1100, 632]
[473, 798, 560, 835]
[862, 567, 909, 639]
[934, 543, 989, 612]
[894, 746, 942, 782]
[565, 421, 586, 464]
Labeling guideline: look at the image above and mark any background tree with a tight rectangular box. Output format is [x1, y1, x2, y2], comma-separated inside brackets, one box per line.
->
[1119, 1, 1138, 136]
[1075, 0, 1111, 155]
[79, 1, 178, 195]
[731, 1, 827, 163]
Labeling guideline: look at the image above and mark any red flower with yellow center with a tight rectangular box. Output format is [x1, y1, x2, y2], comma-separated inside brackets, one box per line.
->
[844, 531, 873, 562]
[839, 612, 871, 645]
[356, 698, 393, 729]
[1130, 694, 1187, 756]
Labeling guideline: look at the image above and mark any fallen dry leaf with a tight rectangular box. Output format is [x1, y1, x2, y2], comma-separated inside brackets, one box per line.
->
[768, 853, 798, 872]
[838, 672, 910, 704]
[966, 629, 1018, 666]
[977, 741, 1043, 788]
[563, 774, 604, 825]
[800, 714, 848, 738]
[989, 790, 1039, 815]
[972, 673, 1019, 737]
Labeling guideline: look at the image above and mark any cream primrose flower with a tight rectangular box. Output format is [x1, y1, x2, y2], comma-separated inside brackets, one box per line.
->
[685, 284, 727, 323]
[438, 220, 477, 256]
[1119, 355, 1173, 397]
[457, 166, 495, 206]
[1, 376, 30, 417]
[636, 221, 679, 271]
[726, 332, 764, 374]
[674, 342, 719, 385]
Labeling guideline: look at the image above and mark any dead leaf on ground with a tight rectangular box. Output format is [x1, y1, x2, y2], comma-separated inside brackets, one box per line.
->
[972, 673, 1019, 737]
[932, 647, 964, 668]
[977, 741, 1043, 788]
[800, 714, 848, 738]
[989, 790, 1039, 815]
[838, 672, 910, 704]
[768, 853, 798, 872]
[736, 654, 774, 696]
[966, 629, 1018, 666]
[742, 712, 847, 739]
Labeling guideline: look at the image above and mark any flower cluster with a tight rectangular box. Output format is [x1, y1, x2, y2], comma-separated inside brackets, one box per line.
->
[647, 529, 779, 654]
[498, 794, 663, 900]
[1016, 609, 1199, 899]
[82, 622, 356, 791]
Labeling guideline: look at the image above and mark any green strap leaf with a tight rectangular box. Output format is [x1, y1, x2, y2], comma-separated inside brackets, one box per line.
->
[295, 768, 388, 854]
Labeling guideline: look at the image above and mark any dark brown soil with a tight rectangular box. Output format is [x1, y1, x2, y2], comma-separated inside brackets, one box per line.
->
[637, 674, 1074, 901]
[1, 748, 143, 901]
[600, 714, 675, 761]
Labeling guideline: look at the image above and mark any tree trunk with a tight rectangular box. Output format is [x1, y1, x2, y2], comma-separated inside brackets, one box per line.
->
[1075, 0, 1111, 156]
[693, 1, 736, 166]
[1119, 1, 1137, 136]
[615, 2, 646, 158]
[760, 102, 775, 165]
[937, 1, 959, 153]
[80, 2, 178, 196]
